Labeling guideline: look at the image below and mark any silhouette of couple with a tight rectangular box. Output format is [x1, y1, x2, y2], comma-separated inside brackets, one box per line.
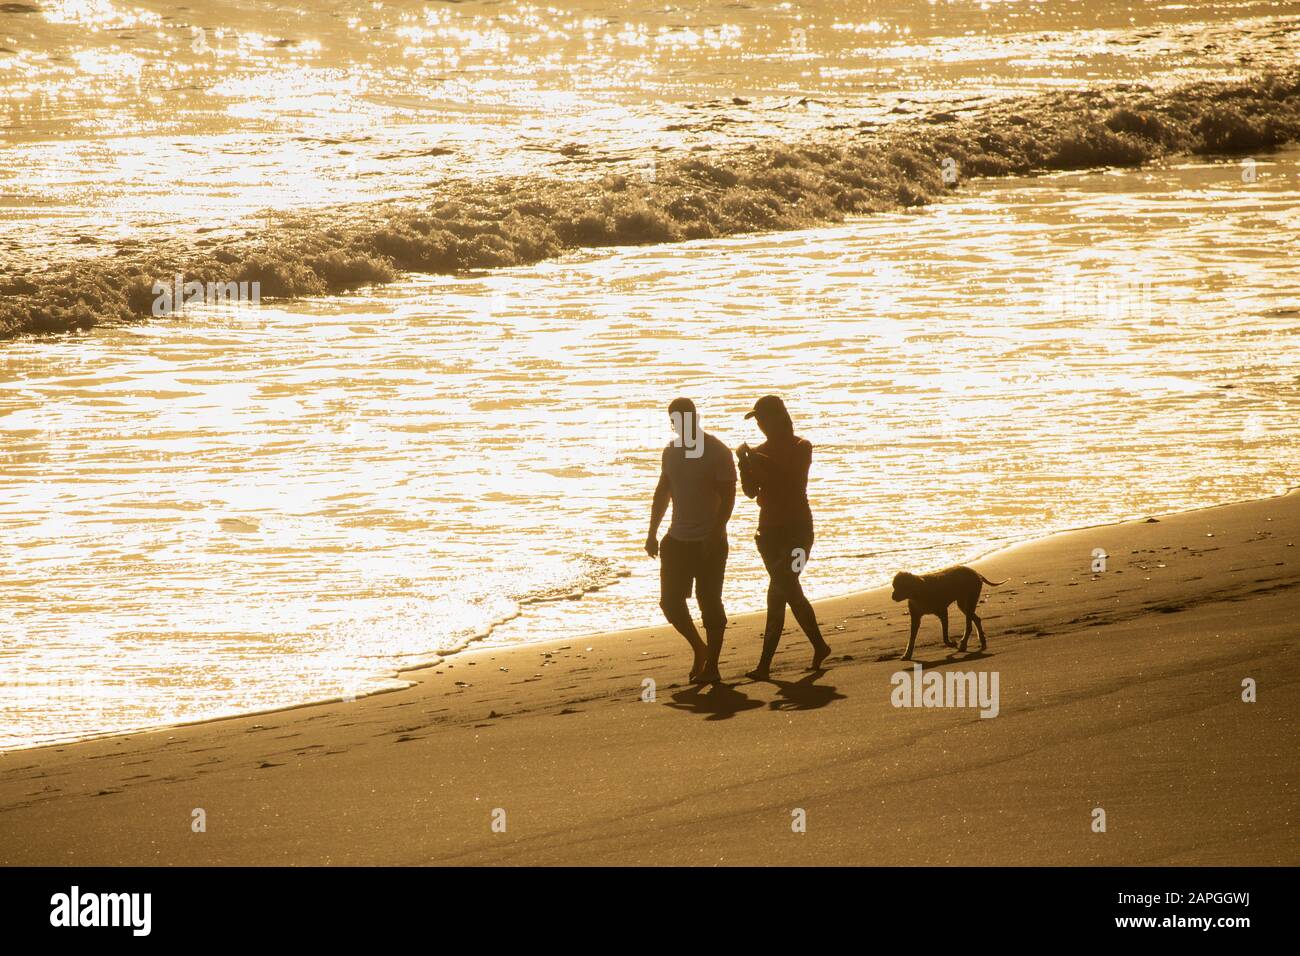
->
[645, 396, 831, 684]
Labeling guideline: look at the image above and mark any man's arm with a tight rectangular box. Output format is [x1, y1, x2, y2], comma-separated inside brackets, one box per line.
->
[646, 471, 670, 557]
[711, 444, 737, 539]
[711, 480, 736, 538]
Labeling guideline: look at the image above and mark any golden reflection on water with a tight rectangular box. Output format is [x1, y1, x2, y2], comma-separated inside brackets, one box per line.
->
[2, 151, 1298, 748]
[1, 1, 1299, 744]
[4, 0, 1300, 269]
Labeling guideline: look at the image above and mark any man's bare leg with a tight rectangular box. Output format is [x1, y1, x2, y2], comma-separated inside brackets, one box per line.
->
[660, 599, 709, 680]
[696, 625, 725, 684]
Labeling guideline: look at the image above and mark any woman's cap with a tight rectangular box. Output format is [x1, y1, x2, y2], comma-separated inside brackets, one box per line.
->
[744, 395, 786, 420]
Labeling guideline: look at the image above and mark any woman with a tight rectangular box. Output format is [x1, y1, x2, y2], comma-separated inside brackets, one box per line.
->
[737, 395, 830, 680]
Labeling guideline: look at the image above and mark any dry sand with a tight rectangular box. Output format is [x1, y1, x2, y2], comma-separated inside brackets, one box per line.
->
[1, 492, 1297, 865]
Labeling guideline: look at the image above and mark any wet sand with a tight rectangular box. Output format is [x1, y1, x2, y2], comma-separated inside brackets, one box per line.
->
[1, 491, 1297, 865]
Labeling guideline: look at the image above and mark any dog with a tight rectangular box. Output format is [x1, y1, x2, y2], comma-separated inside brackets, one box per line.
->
[891, 566, 1004, 660]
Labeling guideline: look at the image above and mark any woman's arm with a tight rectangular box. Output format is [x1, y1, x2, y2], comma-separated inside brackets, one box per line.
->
[753, 440, 810, 484]
[737, 446, 762, 499]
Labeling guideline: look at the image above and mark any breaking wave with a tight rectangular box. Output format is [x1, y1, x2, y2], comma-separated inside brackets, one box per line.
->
[3, 70, 1300, 340]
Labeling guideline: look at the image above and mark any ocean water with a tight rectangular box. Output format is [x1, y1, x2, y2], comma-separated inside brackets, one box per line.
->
[4, 0, 1300, 268]
[2, 0, 1299, 748]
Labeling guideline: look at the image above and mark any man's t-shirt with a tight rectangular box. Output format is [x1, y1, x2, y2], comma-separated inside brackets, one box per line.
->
[661, 432, 737, 542]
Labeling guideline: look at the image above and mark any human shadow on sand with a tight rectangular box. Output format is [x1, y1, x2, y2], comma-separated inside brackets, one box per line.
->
[667, 670, 847, 718]
[766, 670, 846, 711]
[667, 681, 765, 721]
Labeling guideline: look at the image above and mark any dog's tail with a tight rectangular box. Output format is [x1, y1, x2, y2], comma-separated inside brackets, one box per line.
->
[977, 573, 1006, 587]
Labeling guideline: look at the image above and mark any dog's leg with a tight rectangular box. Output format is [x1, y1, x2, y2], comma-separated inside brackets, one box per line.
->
[939, 607, 954, 648]
[903, 609, 921, 660]
[956, 595, 975, 651]
[973, 613, 988, 650]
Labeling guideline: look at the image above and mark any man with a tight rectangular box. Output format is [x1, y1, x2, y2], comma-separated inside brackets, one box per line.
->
[645, 398, 736, 684]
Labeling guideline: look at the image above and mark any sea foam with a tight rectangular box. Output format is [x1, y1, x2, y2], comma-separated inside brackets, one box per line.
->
[3, 71, 1298, 340]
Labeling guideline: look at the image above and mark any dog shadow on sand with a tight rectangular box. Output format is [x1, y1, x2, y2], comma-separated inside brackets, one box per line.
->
[876, 649, 994, 670]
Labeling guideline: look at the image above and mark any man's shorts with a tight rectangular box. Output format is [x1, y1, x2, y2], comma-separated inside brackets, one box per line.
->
[659, 534, 728, 630]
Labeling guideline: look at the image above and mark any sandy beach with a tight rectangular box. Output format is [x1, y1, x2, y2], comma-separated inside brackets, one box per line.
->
[2, 490, 1295, 866]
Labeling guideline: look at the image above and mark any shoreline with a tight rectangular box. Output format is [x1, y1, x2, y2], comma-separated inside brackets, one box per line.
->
[3, 488, 1297, 865]
[5, 484, 1294, 756]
